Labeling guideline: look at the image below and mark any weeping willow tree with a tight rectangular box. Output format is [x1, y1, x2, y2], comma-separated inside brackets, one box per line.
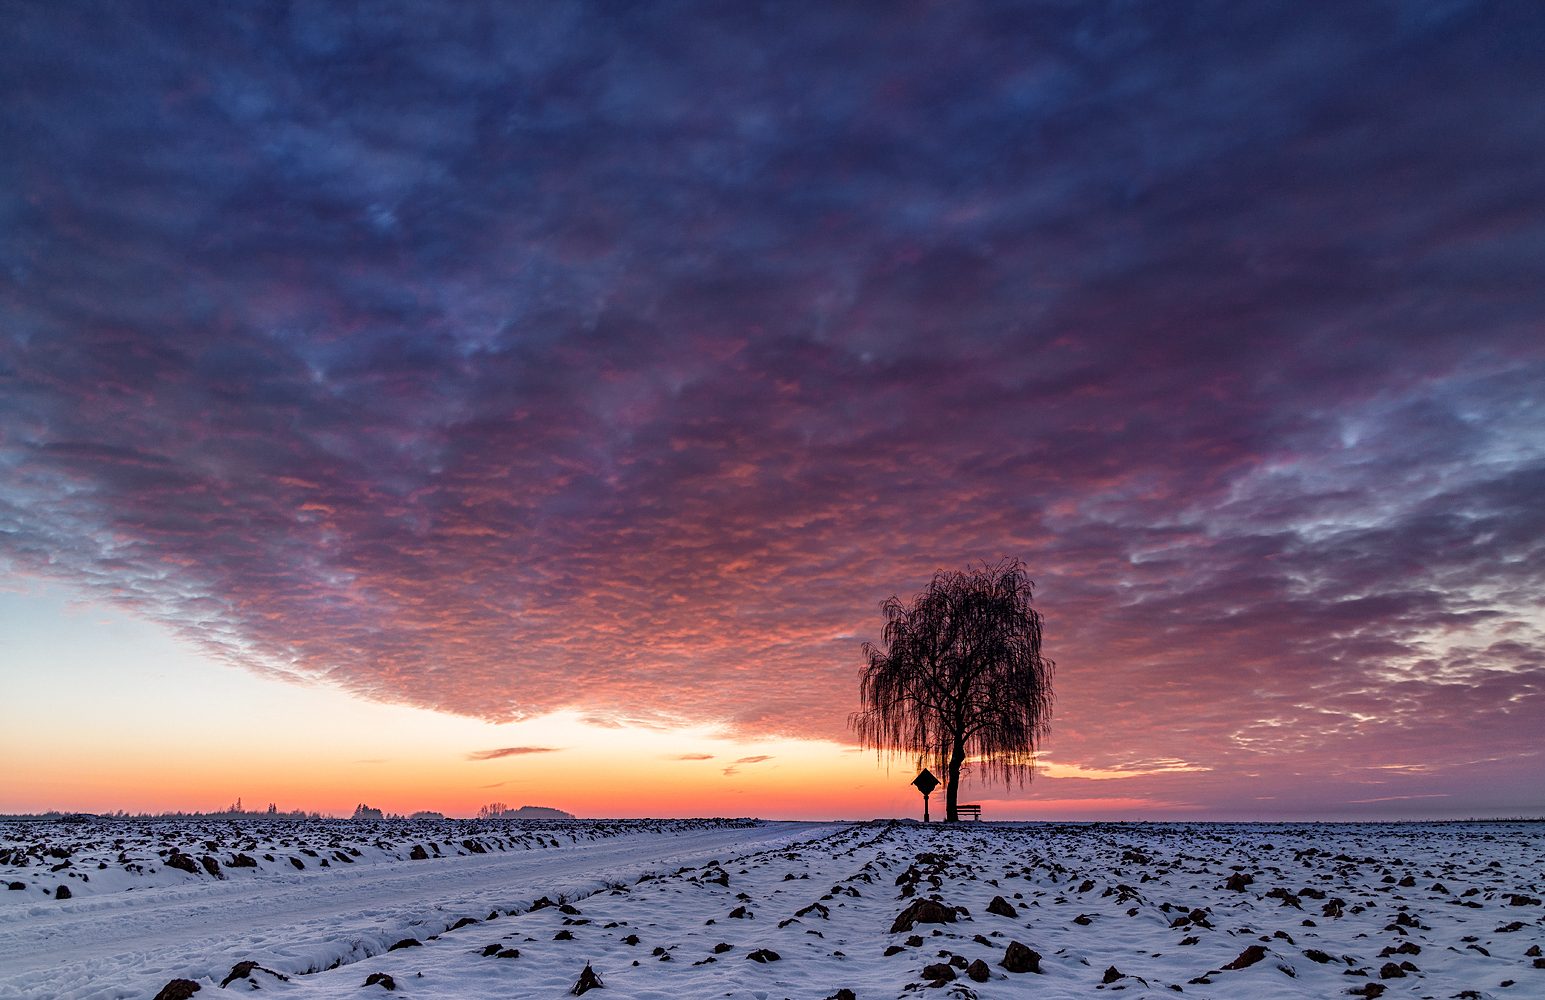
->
[850, 559, 1055, 822]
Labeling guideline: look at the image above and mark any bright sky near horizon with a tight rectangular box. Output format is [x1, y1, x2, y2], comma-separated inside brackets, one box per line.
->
[1, 2, 1542, 821]
[2, 581, 911, 820]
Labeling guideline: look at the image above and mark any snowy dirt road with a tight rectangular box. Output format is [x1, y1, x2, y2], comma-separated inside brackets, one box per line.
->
[0, 819, 827, 1000]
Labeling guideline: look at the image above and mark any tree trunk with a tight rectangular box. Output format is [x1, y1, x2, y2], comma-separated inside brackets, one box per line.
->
[945, 740, 966, 822]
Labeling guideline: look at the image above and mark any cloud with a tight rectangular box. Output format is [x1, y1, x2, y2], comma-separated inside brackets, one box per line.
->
[979, 798, 1208, 818]
[1035, 759, 1211, 781]
[667, 753, 715, 761]
[723, 755, 775, 776]
[465, 747, 564, 761]
[0, 2, 1542, 816]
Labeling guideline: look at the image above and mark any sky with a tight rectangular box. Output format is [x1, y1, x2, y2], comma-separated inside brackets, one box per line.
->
[1, 1, 1542, 821]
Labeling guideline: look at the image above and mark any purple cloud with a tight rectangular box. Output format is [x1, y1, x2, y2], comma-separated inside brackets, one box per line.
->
[0, 2, 1542, 815]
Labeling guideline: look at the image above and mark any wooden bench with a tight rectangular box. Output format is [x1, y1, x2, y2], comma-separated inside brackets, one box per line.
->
[956, 803, 982, 821]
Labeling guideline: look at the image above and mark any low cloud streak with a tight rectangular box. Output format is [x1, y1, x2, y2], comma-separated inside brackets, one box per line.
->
[465, 747, 564, 762]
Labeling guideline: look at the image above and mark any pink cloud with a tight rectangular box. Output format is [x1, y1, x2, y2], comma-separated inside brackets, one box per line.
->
[465, 747, 565, 761]
[723, 755, 776, 776]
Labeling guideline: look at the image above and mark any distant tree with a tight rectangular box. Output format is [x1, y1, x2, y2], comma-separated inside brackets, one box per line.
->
[850, 559, 1055, 822]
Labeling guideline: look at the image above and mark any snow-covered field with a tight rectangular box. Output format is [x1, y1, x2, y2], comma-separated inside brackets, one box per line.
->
[3, 818, 1542, 1000]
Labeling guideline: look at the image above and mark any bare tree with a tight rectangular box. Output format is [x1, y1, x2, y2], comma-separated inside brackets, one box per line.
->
[850, 559, 1054, 822]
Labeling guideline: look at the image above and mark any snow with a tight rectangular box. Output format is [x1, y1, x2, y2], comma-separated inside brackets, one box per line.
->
[3, 818, 1543, 999]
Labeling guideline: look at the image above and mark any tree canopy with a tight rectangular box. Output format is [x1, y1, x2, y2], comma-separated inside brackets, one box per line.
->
[849, 558, 1055, 821]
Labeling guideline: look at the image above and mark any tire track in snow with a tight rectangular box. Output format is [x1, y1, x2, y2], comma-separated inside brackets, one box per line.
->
[0, 822, 827, 1000]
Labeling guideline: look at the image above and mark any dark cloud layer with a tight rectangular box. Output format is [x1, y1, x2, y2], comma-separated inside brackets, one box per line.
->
[2, 1, 1542, 813]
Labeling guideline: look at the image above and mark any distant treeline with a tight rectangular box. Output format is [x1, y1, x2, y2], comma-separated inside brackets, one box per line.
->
[0, 803, 578, 822]
[476, 802, 576, 820]
[352, 804, 446, 821]
[0, 808, 328, 822]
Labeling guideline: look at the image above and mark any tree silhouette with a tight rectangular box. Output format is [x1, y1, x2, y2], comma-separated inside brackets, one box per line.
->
[850, 559, 1054, 822]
